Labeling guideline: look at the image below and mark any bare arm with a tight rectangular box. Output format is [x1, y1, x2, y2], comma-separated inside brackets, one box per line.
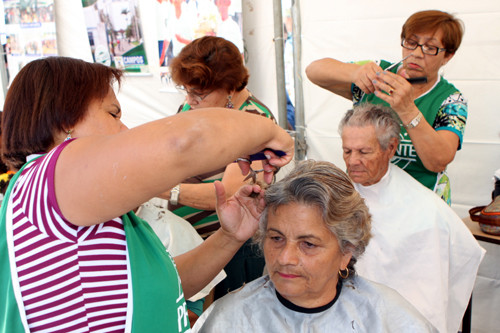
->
[55, 108, 294, 226]
[306, 58, 383, 99]
[160, 161, 264, 210]
[373, 71, 459, 172]
[175, 181, 264, 299]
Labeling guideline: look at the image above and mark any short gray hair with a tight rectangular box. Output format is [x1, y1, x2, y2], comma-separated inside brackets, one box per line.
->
[338, 103, 401, 150]
[254, 160, 372, 273]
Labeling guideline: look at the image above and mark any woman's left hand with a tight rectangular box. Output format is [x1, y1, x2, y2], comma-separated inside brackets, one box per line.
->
[373, 71, 420, 122]
[214, 180, 265, 243]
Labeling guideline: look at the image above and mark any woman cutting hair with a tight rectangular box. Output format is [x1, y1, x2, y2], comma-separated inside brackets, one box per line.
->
[306, 10, 466, 204]
[0, 56, 293, 332]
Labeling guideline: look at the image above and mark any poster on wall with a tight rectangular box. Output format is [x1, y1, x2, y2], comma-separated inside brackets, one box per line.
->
[1, 0, 57, 85]
[156, 0, 243, 92]
[82, 0, 149, 74]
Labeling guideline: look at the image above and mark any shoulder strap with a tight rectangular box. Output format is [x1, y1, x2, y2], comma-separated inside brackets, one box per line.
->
[0, 158, 43, 333]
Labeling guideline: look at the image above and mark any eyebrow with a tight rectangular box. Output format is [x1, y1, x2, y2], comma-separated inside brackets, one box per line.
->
[267, 228, 322, 241]
[410, 34, 439, 44]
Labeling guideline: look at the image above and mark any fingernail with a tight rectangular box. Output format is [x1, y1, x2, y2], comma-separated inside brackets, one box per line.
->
[372, 79, 377, 84]
[265, 154, 271, 160]
[376, 72, 380, 76]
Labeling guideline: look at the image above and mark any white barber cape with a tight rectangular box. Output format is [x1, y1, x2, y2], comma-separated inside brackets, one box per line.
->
[136, 198, 226, 301]
[354, 164, 485, 333]
[193, 275, 437, 332]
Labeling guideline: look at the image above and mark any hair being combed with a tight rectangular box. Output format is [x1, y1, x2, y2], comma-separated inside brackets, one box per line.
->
[338, 103, 401, 150]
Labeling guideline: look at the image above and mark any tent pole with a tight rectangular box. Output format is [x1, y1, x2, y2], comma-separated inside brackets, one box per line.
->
[291, 0, 306, 160]
[272, 0, 287, 130]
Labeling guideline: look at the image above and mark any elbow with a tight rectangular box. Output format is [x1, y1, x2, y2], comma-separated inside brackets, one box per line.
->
[423, 155, 455, 173]
[305, 61, 321, 84]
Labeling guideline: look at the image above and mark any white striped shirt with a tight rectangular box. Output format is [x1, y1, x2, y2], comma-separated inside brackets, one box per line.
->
[9, 142, 129, 333]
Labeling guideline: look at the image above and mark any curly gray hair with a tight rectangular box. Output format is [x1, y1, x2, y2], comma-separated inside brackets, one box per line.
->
[254, 160, 372, 274]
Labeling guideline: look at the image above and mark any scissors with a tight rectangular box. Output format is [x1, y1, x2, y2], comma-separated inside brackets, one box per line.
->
[385, 55, 427, 84]
[236, 149, 286, 184]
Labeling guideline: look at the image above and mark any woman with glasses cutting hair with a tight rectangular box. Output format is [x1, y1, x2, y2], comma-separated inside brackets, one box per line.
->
[306, 10, 466, 205]
[165, 36, 277, 303]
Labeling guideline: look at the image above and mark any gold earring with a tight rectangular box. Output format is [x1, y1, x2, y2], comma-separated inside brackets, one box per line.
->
[339, 268, 349, 279]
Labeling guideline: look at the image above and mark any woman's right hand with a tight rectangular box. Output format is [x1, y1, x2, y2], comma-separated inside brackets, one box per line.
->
[351, 62, 383, 95]
[237, 126, 294, 184]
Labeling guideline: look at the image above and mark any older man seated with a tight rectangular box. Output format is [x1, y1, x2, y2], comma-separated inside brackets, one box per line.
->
[339, 104, 485, 333]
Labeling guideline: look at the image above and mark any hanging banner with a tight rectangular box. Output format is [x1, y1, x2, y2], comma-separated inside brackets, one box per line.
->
[82, 0, 149, 73]
[1, 0, 57, 85]
[156, 0, 243, 92]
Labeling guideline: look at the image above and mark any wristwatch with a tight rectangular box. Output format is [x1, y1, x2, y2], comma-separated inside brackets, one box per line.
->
[170, 185, 180, 205]
[403, 111, 423, 129]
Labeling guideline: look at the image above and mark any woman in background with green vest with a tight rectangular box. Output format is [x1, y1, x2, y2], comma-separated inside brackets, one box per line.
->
[306, 10, 466, 205]
[165, 36, 278, 301]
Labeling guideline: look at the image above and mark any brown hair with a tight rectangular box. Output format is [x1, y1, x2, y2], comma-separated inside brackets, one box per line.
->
[401, 10, 464, 55]
[169, 36, 248, 92]
[2, 56, 123, 170]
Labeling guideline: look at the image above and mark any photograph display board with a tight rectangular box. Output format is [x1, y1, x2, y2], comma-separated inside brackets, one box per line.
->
[1, 0, 57, 85]
[82, 0, 149, 73]
[156, 0, 243, 92]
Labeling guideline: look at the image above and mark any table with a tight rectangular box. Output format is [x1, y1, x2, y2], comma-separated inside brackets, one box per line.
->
[461, 216, 500, 333]
[463, 216, 500, 245]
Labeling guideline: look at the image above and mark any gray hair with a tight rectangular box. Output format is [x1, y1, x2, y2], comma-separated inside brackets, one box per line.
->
[338, 103, 401, 150]
[254, 160, 372, 273]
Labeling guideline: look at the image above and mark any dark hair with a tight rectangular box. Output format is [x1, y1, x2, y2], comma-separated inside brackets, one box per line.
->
[401, 10, 464, 55]
[169, 36, 248, 92]
[254, 160, 372, 275]
[2, 56, 123, 170]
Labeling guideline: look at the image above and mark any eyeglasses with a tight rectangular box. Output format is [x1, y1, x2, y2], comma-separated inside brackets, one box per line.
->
[176, 85, 214, 103]
[401, 39, 447, 56]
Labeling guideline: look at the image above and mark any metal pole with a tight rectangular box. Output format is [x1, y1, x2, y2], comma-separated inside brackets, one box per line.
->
[272, 0, 287, 130]
[0, 44, 8, 103]
[291, 0, 306, 160]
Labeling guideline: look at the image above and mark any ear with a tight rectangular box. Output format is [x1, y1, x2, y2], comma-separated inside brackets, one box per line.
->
[442, 52, 454, 66]
[340, 250, 353, 270]
[387, 137, 398, 158]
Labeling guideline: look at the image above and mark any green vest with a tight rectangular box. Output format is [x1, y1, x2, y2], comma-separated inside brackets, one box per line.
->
[357, 60, 458, 191]
[1, 159, 190, 332]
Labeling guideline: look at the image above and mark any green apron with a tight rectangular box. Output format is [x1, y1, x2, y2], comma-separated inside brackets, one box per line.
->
[1, 158, 190, 332]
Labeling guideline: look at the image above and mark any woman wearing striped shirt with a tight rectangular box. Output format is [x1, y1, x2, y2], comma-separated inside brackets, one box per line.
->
[0, 56, 293, 333]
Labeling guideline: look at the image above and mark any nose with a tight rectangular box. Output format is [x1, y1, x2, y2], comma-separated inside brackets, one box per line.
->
[412, 46, 424, 57]
[276, 242, 300, 266]
[186, 94, 199, 106]
[347, 152, 361, 166]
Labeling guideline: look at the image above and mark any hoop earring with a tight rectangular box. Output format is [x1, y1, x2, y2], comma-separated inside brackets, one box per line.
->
[339, 268, 349, 279]
[225, 95, 234, 109]
[65, 129, 73, 141]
